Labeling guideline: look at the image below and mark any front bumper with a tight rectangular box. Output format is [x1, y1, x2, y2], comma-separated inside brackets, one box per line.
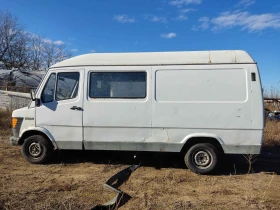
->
[9, 136, 20, 145]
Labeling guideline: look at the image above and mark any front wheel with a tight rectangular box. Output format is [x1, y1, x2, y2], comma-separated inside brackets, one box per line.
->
[184, 143, 218, 174]
[22, 135, 53, 164]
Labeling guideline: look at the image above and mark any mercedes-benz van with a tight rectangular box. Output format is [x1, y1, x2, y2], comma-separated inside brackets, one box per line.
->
[10, 50, 264, 174]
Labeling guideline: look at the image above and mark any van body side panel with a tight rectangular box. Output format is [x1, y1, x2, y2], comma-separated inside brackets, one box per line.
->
[152, 65, 252, 129]
[151, 64, 262, 154]
[80, 64, 263, 154]
[83, 66, 152, 150]
[82, 128, 261, 153]
[250, 64, 265, 130]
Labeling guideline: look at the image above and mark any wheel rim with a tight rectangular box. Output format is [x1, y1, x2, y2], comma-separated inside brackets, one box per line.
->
[28, 142, 43, 158]
[193, 149, 213, 169]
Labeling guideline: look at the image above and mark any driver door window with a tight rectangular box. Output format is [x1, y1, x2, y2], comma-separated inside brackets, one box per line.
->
[41, 72, 80, 103]
[56, 72, 80, 101]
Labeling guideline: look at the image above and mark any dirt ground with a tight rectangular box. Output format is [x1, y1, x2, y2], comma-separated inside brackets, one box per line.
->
[1, 132, 280, 210]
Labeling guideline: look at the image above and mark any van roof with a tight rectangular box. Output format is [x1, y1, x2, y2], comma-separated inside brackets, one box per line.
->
[51, 50, 255, 68]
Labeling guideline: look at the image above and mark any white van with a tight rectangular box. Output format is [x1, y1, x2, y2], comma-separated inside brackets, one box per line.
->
[10, 50, 264, 174]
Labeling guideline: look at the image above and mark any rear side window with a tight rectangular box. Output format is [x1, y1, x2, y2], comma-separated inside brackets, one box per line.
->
[41, 73, 56, 103]
[56, 72, 80, 101]
[89, 72, 146, 98]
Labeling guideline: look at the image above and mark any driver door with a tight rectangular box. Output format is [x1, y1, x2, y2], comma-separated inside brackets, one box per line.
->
[36, 69, 84, 149]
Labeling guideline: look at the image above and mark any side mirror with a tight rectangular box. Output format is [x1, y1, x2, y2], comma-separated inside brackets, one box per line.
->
[30, 89, 36, 101]
[30, 89, 40, 107]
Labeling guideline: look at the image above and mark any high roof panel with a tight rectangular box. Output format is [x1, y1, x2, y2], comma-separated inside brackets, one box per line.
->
[51, 50, 255, 68]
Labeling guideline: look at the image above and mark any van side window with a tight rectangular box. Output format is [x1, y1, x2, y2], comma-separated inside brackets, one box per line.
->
[89, 72, 146, 98]
[56, 72, 80, 101]
[41, 73, 56, 103]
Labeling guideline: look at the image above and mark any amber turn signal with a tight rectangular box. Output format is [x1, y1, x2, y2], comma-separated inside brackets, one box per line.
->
[12, 118, 18, 128]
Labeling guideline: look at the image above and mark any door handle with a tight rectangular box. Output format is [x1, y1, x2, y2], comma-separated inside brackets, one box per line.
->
[70, 106, 82, 110]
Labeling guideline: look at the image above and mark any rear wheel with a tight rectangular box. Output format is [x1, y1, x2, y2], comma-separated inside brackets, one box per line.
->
[22, 135, 53, 164]
[184, 143, 218, 174]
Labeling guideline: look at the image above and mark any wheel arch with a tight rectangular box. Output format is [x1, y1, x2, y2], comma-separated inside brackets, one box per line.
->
[19, 127, 57, 149]
[180, 134, 224, 154]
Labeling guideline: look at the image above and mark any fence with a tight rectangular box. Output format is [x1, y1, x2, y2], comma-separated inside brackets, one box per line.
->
[0, 86, 34, 93]
[7, 95, 30, 109]
[0, 88, 32, 110]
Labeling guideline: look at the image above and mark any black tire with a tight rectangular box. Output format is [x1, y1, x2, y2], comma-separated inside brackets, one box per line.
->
[184, 143, 218, 174]
[22, 135, 53, 164]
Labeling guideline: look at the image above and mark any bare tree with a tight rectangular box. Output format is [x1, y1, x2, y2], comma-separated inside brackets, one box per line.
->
[4, 33, 30, 69]
[0, 10, 28, 68]
[43, 41, 57, 69]
[27, 35, 72, 70]
[54, 44, 72, 66]
[43, 41, 72, 69]
[0, 10, 72, 70]
[27, 34, 45, 70]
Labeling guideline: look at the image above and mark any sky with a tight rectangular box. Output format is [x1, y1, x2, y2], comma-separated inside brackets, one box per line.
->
[1, 0, 280, 88]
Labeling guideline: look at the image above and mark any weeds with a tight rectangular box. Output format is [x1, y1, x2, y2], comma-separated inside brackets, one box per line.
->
[263, 120, 280, 147]
[261, 173, 276, 203]
[243, 152, 258, 205]
[0, 107, 12, 136]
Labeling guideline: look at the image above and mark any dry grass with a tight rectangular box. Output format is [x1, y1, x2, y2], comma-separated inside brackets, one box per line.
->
[0, 143, 279, 210]
[0, 108, 12, 136]
[263, 102, 280, 147]
[263, 120, 280, 147]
